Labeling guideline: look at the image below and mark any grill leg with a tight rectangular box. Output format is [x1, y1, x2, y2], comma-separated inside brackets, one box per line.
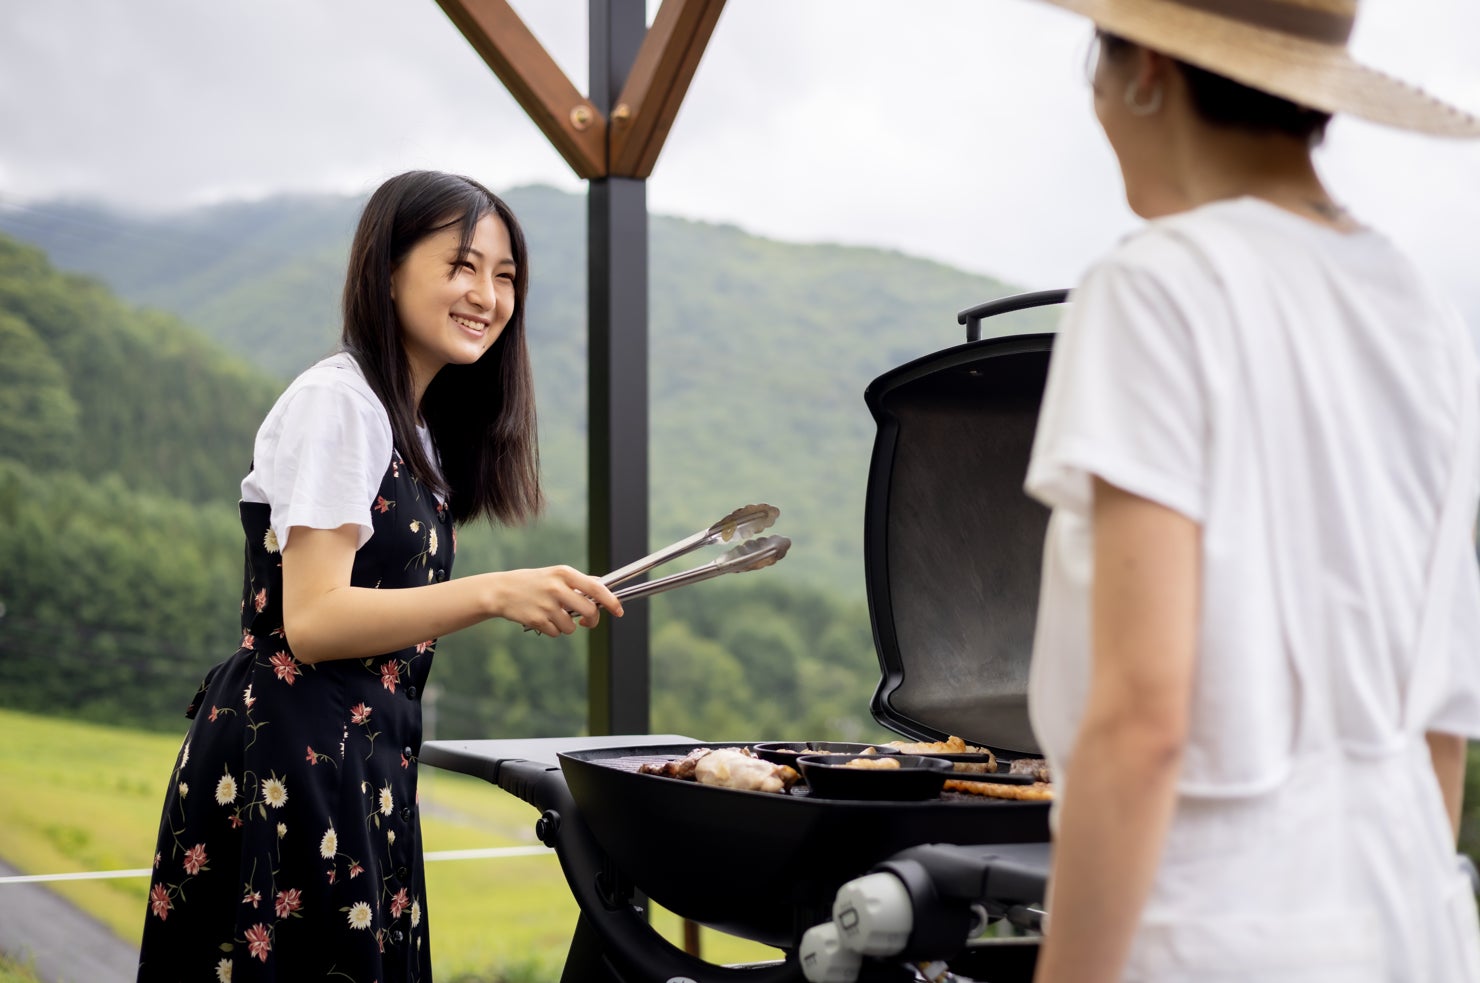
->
[561, 913, 624, 983]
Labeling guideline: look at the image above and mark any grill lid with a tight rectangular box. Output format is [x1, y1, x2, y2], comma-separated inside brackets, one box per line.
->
[863, 330, 1056, 755]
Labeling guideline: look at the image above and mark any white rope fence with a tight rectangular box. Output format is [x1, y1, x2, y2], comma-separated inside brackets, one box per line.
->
[0, 845, 554, 886]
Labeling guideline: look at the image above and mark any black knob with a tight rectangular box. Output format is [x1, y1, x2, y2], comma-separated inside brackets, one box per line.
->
[406, 686, 418, 700]
[402, 746, 414, 758]
[396, 865, 409, 880]
[535, 810, 561, 846]
[433, 568, 447, 583]
[400, 806, 413, 822]
[390, 929, 405, 944]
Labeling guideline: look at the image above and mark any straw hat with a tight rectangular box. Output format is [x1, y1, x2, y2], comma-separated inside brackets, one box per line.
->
[1039, 0, 1480, 137]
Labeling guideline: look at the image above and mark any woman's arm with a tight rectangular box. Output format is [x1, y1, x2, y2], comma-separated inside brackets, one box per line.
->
[1427, 730, 1467, 842]
[1033, 478, 1200, 983]
[280, 524, 623, 664]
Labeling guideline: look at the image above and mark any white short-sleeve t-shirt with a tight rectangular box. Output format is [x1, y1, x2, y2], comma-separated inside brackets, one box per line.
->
[1024, 198, 1480, 800]
[241, 353, 440, 551]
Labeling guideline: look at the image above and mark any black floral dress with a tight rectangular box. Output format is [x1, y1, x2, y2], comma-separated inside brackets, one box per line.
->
[139, 449, 452, 983]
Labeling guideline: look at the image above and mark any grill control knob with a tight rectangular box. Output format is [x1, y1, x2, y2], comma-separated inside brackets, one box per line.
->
[799, 921, 862, 983]
[535, 810, 561, 846]
[832, 872, 913, 957]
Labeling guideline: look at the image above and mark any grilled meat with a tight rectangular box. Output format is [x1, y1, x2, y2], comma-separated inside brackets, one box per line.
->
[1007, 758, 1051, 783]
[638, 746, 713, 780]
[945, 778, 1054, 801]
[694, 748, 800, 794]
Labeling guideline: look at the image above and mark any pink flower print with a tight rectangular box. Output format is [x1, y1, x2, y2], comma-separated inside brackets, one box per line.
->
[243, 888, 262, 908]
[400, 751, 410, 769]
[380, 661, 400, 694]
[274, 888, 303, 920]
[243, 685, 256, 709]
[254, 588, 268, 613]
[245, 923, 272, 962]
[182, 843, 208, 876]
[241, 631, 255, 650]
[149, 883, 171, 920]
[229, 814, 244, 829]
[349, 861, 364, 879]
[415, 639, 432, 654]
[326, 867, 337, 885]
[392, 458, 401, 478]
[208, 705, 219, 722]
[375, 495, 393, 514]
[351, 702, 372, 725]
[390, 888, 410, 920]
[153, 852, 161, 869]
[305, 745, 318, 765]
[269, 651, 301, 684]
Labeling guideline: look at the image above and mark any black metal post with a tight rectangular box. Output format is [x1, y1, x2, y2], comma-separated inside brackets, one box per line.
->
[587, 0, 650, 736]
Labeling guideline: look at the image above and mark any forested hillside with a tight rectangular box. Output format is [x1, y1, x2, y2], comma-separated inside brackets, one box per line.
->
[0, 233, 889, 741]
[0, 186, 1058, 592]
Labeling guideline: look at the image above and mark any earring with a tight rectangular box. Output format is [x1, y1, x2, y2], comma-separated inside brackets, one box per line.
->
[1124, 79, 1163, 116]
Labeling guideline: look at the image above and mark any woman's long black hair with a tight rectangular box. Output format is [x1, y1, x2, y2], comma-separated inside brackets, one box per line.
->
[342, 170, 542, 525]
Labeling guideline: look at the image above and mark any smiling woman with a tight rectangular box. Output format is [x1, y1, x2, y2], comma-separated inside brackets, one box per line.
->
[134, 170, 624, 983]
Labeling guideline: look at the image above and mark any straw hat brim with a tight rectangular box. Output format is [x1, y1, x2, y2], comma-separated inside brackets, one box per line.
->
[1038, 0, 1480, 138]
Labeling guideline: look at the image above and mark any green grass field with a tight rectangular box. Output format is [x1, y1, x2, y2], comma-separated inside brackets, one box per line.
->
[0, 708, 776, 980]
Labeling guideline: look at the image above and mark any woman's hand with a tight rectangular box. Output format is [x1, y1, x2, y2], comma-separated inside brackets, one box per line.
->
[487, 566, 624, 636]
[281, 526, 623, 662]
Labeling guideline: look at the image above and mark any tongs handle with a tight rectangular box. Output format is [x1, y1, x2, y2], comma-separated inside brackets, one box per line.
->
[610, 536, 792, 603]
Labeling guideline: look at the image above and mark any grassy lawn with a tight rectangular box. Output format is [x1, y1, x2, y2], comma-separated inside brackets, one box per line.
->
[0, 955, 39, 983]
[0, 708, 776, 980]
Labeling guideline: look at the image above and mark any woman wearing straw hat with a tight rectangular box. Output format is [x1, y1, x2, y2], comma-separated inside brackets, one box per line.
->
[1021, 1, 1480, 980]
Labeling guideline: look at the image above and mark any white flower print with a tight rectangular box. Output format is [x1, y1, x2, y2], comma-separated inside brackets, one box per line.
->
[379, 785, 394, 817]
[263, 528, 280, 554]
[411, 897, 422, 928]
[347, 901, 373, 930]
[215, 772, 237, 806]
[181, 741, 190, 767]
[216, 956, 232, 981]
[409, 520, 421, 533]
[387, 830, 396, 846]
[428, 528, 438, 556]
[277, 823, 287, 839]
[178, 781, 189, 798]
[262, 777, 288, 809]
[320, 827, 337, 859]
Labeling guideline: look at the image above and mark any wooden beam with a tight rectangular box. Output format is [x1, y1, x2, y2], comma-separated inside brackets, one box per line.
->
[436, 0, 609, 179]
[608, 0, 725, 178]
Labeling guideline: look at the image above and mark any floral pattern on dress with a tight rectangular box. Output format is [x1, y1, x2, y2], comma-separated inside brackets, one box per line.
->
[139, 449, 449, 982]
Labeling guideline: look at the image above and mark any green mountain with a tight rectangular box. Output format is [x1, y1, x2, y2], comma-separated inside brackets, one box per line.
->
[0, 234, 887, 740]
[0, 187, 1058, 594]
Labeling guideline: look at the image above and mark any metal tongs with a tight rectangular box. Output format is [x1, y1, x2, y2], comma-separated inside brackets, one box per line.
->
[527, 504, 790, 630]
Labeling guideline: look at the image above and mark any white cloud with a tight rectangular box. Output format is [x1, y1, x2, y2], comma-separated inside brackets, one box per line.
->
[2, 0, 1477, 310]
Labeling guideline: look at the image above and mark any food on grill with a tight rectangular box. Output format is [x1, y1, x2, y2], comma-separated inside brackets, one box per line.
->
[844, 757, 900, 770]
[884, 735, 995, 765]
[1007, 758, 1052, 783]
[948, 758, 998, 775]
[637, 746, 713, 780]
[945, 778, 1054, 801]
[694, 748, 800, 793]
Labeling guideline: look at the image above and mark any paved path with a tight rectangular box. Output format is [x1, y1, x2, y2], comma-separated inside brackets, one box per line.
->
[0, 859, 135, 983]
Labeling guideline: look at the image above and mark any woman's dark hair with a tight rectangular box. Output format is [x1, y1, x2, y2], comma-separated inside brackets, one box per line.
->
[342, 170, 542, 525]
[1098, 31, 1332, 145]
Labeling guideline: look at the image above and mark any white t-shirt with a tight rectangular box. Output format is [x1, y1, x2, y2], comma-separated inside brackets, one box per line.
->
[1024, 198, 1480, 978]
[241, 353, 440, 551]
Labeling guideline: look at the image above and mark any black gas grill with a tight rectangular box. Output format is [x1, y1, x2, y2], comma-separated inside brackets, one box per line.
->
[424, 295, 1066, 982]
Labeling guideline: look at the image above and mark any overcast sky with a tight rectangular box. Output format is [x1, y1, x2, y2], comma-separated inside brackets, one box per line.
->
[3, 0, 1479, 315]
